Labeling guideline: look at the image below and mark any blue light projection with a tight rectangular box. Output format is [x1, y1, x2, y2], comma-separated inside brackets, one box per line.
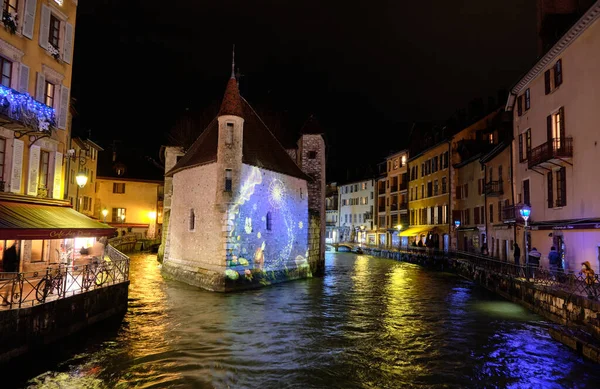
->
[0, 84, 56, 132]
[225, 165, 309, 284]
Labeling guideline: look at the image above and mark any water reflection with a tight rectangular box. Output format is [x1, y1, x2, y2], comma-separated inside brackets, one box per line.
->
[7, 252, 600, 389]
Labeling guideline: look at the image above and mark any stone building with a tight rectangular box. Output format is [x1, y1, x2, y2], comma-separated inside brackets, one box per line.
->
[161, 70, 325, 291]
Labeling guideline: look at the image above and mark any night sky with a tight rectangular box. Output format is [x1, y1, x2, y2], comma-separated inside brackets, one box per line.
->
[71, 0, 537, 182]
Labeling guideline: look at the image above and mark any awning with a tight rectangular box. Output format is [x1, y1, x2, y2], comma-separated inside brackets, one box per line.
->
[0, 200, 115, 240]
[399, 227, 430, 237]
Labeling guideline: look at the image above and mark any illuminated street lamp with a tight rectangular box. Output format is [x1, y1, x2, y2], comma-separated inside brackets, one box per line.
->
[520, 205, 531, 276]
[75, 171, 88, 212]
[101, 208, 108, 222]
[454, 220, 461, 251]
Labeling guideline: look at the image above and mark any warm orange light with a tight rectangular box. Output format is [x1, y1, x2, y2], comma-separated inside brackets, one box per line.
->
[148, 211, 157, 220]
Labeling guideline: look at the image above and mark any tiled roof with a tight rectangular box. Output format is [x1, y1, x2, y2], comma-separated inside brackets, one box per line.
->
[166, 84, 310, 181]
[218, 77, 244, 117]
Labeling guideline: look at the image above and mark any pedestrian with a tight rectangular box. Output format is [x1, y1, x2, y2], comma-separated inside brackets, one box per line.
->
[581, 261, 597, 299]
[513, 243, 521, 265]
[528, 247, 542, 279]
[2, 242, 18, 273]
[481, 244, 489, 256]
[548, 246, 560, 279]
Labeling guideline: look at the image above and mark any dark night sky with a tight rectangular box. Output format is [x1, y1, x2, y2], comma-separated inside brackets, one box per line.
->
[71, 0, 537, 182]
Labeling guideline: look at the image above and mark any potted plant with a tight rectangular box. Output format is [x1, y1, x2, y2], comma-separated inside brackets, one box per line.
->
[2, 11, 17, 34]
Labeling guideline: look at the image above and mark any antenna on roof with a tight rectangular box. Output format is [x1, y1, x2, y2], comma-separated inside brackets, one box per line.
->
[231, 44, 235, 79]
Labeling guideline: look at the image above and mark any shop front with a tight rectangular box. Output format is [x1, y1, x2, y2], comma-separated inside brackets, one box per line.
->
[0, 195, 116, 273]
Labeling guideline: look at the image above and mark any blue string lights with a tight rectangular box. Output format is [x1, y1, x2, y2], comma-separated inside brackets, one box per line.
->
[0, 84, 56, 132]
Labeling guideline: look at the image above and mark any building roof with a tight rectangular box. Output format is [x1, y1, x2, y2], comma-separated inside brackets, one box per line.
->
[218, 77, 244, 117]
[97, 142, 165, 182]
[506, 0, 600, 104]
[166, 79, 310, 181]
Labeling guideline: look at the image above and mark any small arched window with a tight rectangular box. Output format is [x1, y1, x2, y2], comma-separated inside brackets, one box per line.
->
[266, 212, 272, 231]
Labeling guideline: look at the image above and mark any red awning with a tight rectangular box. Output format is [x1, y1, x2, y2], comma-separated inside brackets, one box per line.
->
[0, 200, 115, 240]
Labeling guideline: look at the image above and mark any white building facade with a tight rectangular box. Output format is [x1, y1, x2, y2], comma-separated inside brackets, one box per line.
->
[338, 179, 375, 244]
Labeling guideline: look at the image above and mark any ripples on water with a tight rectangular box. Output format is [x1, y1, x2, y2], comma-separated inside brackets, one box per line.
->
[6, 252, 600, 388]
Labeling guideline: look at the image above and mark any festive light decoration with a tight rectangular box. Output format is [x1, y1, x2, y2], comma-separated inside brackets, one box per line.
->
[0, 84, 56, 132]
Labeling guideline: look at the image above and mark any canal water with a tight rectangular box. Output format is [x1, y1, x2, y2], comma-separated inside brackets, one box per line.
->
[5, 252, 600, 388]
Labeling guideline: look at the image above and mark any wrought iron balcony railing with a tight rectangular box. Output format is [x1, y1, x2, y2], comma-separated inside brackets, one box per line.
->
[0, 84, 56, 133]
[484, 180, 504, 196]
[501, 203, 528, 222]
[528, 137, 573, 169]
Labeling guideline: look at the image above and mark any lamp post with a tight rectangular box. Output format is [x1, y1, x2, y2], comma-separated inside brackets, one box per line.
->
[75, 172, 88, 212]
[101, 208, 108, 222]
[519, 205, 531, 277]
[454, 220, 461, 251]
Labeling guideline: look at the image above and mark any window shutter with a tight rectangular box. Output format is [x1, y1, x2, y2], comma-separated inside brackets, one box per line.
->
[518, 133, 523, 161]
[517, 95, 522, 116]
[22, 0, 37, 39]
[38, 4, 51, 49]
[52, 152, 62, 199]
[18, 63, 29, 94]
[35, 72, 45, 102]
[27, 145, 40, 195]
[559, 107, 565, 139]
[523, 179, 530, 206]
[547, 172, 553, 208]
[58, 85, 69, 129]
[546, 115, 552, 142]
[559, 167, 567, 206]
[544, 70, 551, 94]
[10, 138, 24, 193]
[554, 59, 562, 87]
[63, 22, 74, 64]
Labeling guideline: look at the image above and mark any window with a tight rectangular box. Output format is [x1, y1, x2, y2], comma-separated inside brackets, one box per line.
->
[31, 240, 44, 262]
[427, 182, 432, 197]
[524, 88, 530, 110]
[393, 158, 399, 169]
[189, 209, 195, 231]
[433, 179, 438, 196]
[3, 0, 18, 15]
[38, 150, 49, 188]
[544, 58, 563, 94]
[0, 57, 11, 88]
[442, 205, 448, 224]
[498, 201, 503, 221]
[474, 207, 480, 225]
[548, 108, 565, 147]
[0, 137, 5, 181]
[49, 14, 60, 49]
[44, 81, 55, 108]
[113, 183, 125, 194]
[421, 184, 424, 199]
[112, 208, 126, 223]
[308, 151, 317, 159]
[225, 169, 232, 192]
[489, 204, 494, 224]
[547, 172, 553, 208]
[401, 155, 406, 166]
[556, 167, 566, 207]
[517, 95, 523, 116]
[523, 179, 530, 206]
[519, 130, 531, 162]
[441, 177, 447, 194]
[226, 123, 234, 144]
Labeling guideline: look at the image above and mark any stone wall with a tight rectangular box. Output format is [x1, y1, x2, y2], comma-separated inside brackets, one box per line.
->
[308, 211, 324, 276]
[0, 282, 129, 364]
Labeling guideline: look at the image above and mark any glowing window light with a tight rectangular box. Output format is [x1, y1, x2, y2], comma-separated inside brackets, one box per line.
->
[54, 0, 64, 5]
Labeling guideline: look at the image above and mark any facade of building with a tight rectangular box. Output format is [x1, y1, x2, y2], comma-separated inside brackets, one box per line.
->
[65, 137, 102, 217]
[406, 141, 451, 250]
[325, 182, 338, 244]
[507, 1, 600, 272]
[337, 178, 375, 245]
[383, 150, 409, 247]
[0, 0, 115, 273]
[162, 71, 325, 291]
[453, 155, 486, 253]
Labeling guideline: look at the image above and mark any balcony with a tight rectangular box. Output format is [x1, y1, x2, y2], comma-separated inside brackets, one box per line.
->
[0, 84, 56, 141]
[502, 204, 528, 222]
[528, 137, 573, 169]
[400, 182, 408, 191]
[484, 180, 503, 196]
[326, 221, 337, 227]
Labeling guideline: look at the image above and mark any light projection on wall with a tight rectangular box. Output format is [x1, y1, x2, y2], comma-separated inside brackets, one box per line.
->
[225, 166, 309, 283]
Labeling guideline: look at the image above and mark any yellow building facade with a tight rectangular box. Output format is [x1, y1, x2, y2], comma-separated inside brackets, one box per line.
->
[65, 137, 102, 217]
[95, 177, 164, 239]
[406, 142, 451, 250]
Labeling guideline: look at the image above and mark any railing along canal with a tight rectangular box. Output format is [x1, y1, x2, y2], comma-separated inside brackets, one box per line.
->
[358, 244, 599, 299]
[0, 245, 130, 310]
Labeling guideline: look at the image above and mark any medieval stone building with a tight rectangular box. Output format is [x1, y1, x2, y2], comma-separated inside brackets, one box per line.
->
[160, 70, 325, 291]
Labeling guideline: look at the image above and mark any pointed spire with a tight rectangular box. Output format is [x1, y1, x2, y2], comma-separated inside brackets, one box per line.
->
[219, 47, 244, 117]
[231, 44, 236, 79]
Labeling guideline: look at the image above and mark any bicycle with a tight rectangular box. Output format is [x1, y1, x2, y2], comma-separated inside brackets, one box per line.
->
[82, 259, 110, 291]
[35, 267, 64, 303]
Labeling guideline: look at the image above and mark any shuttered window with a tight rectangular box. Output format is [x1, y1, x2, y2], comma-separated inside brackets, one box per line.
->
[547, 172, 553, 208]
[523, 179, 530, 206]
[556, 167, 566, 207]
[554, 59, 563, 87]
[544, 69, 551, 94]
[49, 14, 60, 49]
[0, 57, 11, 88]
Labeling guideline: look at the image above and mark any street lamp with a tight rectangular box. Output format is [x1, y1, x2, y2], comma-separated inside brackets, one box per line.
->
[101, 208, 108, 222]
[454, 220, 461, 251]
[75, 171, 88, 212]
[519, 205, 531, 275]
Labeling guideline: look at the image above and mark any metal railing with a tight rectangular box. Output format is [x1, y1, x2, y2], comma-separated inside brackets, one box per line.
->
[0, 246, 130, 310]
[528, 137, 573, 169]
[484, 180, 504, 196]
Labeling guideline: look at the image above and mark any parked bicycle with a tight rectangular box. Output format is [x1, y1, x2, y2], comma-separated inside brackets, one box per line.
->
[35, 266, 64, 303]
[82, 258, 110, 291]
